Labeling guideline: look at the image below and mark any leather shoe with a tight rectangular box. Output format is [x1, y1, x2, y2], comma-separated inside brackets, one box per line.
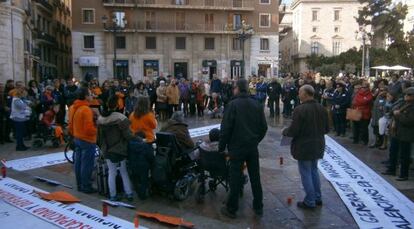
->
[382, 170, 396, 176]
[297, 201, 316, 209]
[396, 177, 408, 181]
[221, 207, 236, 219]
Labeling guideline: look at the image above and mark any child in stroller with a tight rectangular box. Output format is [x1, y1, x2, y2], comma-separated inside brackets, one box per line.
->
[193, 128, 247, 203]
[32, 103, 65, 148]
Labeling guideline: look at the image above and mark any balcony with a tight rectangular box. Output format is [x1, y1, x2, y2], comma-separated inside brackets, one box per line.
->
[102, 0, 254, 11]
[33, 48, 41, 59]
[35, 31, 57, 45]
[121, 21, 236, 34]
[34, 0, 54, 12]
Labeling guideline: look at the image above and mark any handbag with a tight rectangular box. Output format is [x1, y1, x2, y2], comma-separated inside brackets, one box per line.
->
[346, 108, 362, 121]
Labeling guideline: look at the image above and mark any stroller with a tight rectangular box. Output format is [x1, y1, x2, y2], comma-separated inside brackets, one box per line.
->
[152, 132, 198, 201]
[32, 123, 65, 149]
[195, 146, 246, 203]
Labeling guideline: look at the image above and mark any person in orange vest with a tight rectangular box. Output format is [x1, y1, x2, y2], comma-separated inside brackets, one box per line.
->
[129, 96, 157, 143]
[68, 86, 98, 193]
[89, 82, 102, 109]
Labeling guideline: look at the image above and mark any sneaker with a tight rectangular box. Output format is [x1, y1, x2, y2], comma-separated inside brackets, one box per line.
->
[109, 195, 121, 201]
[297, 201, 316, 209]
[220, 207, 236, 219]
[125, 194, 134, 202]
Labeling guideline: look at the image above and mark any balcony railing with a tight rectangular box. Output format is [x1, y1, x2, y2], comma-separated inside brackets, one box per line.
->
[103, 0, 253, 10]
[124, 21, 234, 33]
[36, 32, 57, 44]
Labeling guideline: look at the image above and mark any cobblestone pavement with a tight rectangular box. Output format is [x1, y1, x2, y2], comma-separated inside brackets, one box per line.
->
[1, 114, 413, 229]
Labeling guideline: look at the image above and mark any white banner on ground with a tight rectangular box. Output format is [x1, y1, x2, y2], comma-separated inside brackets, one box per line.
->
[0, 177, 146, 229]
[319, 136, 414, 229]
[5, 151, 72, 171]
[189, 124, 220, 138]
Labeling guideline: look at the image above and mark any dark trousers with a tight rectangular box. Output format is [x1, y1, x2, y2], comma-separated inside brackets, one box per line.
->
[268, 97, 280, 116]
[283, 101, 293, 117]
[168, 104, 179, 118]
[227, 149, 263, 213]
[388, 138, 412, 178]
[0, 111, 4, 143]
[74, 139, 96, 190]
[352, 119, 369, 144]
[189, 102, 196, 116]
[179, 99, 189, 116]
[5, 114, 12, 141]
[13, 121, 26, 148]
[333, 112, 346, 135]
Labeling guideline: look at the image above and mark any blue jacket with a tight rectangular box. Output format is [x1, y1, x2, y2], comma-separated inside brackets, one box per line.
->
[210, 79, 222, 94]
[332, 90, 350, 114]
[255, 82, 268, 101]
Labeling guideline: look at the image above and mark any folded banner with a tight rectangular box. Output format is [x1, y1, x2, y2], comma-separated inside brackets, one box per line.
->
[6, 151, 71, 171]
[319, 136, 414, 229]
[189, 124, 220, 138]
[0, 177, 146, 229]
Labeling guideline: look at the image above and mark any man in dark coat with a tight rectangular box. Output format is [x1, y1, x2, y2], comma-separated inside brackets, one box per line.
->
[267, 78, 282, 117]
[282, 85, 329, 209]
[219, 79, 267, 218]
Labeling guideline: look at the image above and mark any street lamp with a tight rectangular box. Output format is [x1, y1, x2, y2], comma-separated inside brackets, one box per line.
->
[227, 20, 254, 78]
[355, 26, 372, 77]
[102, 13, 127, 79]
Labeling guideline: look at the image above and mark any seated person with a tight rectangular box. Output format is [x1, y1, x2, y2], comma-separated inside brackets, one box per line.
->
[160, 111, 194, 152]
[41, 103, 64, 143]
[189, 128, 220, 161]
[207, 93, 223, 119]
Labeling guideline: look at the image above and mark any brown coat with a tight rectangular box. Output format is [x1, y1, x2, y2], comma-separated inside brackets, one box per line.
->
[166, 84, 180, 105]
[283, 99, 329, 161]
[160, 119, 194, 150]
[156, 86, 167, 103]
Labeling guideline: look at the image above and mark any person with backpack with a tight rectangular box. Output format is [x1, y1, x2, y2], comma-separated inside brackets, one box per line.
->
[68, 86, 98, 193]
[97, 96, 138, 201]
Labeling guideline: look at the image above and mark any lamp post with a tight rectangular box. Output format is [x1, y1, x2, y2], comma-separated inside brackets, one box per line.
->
[355, 26, 372, 77]
[102, 13, 127, 79]
[227, 20, 254, 78]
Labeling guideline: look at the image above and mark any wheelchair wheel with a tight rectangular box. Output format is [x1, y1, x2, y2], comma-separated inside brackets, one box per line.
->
[64, 141, 75, 164]
[32, 139, 43, 149]
[174, 179, 190, 201]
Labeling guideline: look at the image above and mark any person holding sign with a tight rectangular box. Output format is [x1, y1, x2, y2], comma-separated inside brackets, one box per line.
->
[282, 85, 329, 209]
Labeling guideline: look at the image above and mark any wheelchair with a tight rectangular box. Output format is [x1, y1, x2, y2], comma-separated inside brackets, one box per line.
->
[32, 123, 65, 149]
[151, 132, 199, 201]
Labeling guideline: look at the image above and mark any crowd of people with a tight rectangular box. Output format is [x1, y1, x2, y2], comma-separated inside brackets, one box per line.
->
[1, 71, 413, 217]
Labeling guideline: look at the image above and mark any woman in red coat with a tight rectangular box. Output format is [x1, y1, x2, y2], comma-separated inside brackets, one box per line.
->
[352, 81, 374, 145]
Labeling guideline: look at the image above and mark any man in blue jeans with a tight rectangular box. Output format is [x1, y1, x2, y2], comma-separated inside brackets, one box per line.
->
[68, 86, 98, 193]
[283, 85, 329, 209]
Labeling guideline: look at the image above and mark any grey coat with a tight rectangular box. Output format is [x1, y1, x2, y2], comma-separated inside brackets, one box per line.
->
[97, 112, 137, 162]
[395, 102, 414, 143]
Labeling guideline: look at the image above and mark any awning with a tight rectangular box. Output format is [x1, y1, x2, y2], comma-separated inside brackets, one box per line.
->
[78, 56, 99, 67]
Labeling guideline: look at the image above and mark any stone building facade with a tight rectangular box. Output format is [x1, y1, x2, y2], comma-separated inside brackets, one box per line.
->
[71, 0, 280, 83]
[279, 0, 364, 73]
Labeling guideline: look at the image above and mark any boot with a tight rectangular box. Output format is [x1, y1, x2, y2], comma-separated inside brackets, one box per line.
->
[379, 136, 388, 150]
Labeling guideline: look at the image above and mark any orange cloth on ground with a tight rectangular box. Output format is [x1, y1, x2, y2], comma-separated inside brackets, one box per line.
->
[68, 100, 97, 143]
[137, 211, 194, 228]
[90, 87, 102, 106]
[36, 191, 80, 204]
[129, 112, 157, 142]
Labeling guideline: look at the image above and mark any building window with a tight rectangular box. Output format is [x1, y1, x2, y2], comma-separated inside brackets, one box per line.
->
[116, 36, 126, 49]
[146, 36, 156, 49]
[232, 38, 241, 50]
[260, 0, 270, 4]
[205, 37, 215, 50]
[205, 13, 214, 30]
[312, 10, 318, 21]
[332, 39, 342, 55]
[174, 0, 188, 5]
[205, 0, 214, 6]
[311, 40, 319, 54]
[334, 26, 340, 33]
[312, 27, 317, 33]
[176, 12, 186, 30]
[334, 9, 340, 21]
[82, 9, 95, 24]
[233, 14, 242, 29]
[259, 14, 271, 28]
[260, 38, 269, 51]
[176, 37, 186, 50]
[145, 11, 155, 30]
[83, 35, 94, 49]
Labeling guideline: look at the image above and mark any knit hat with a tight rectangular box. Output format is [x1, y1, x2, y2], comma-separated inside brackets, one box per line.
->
[209, 128, 220, 142]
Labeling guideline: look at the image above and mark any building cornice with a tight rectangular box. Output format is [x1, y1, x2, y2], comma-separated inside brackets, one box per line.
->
[291, 0, 360, 10]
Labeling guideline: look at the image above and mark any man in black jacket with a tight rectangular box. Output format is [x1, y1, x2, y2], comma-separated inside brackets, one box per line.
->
[219, 79, 268, 218]
[267, 78, 282, 117]
[282, 85, 329, 209]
